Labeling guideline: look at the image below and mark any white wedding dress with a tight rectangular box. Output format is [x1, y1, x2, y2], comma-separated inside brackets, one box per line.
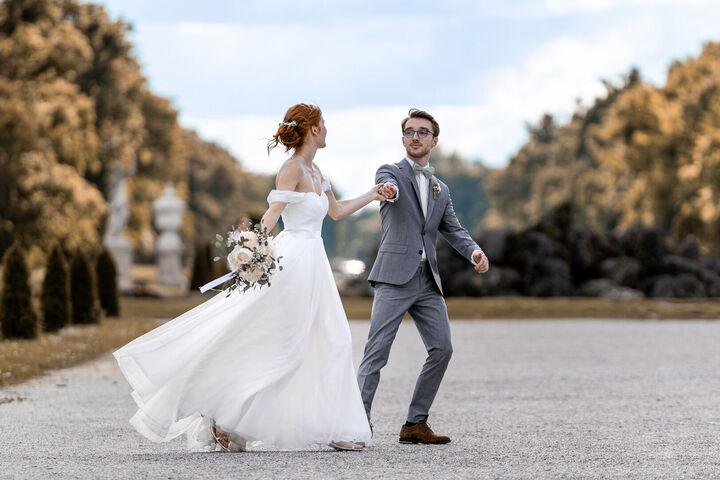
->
[113, 180, 372, 451]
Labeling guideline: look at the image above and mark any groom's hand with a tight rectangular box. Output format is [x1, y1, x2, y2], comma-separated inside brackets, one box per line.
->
[473, 250, 489, 273]
[380, 183, 397, 200]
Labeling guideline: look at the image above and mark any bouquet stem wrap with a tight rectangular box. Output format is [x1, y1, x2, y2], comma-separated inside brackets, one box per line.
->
[199, 272, 237, 294]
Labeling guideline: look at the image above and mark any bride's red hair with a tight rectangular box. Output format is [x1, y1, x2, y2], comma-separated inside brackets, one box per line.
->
[268, 103, 323, 153]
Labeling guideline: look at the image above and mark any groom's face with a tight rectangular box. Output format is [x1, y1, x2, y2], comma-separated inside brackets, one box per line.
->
[402, 117, 438, 159]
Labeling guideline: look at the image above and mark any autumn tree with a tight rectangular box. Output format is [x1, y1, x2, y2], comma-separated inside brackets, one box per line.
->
[0, 0, 273, 262]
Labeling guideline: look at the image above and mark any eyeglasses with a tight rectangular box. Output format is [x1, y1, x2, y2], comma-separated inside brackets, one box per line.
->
[403, 129, 433, 139]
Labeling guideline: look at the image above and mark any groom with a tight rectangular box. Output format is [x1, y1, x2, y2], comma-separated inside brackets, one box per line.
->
[357, 108, 489, 445]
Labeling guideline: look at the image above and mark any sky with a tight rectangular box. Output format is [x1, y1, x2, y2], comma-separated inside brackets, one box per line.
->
[98, 0, 719, 199]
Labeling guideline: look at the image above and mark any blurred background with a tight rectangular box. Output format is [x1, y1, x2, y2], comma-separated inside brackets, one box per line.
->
[1, 0, 720, 300]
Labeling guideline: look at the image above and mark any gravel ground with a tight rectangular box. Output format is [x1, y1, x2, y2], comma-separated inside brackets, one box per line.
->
[1, 319, 720, 479]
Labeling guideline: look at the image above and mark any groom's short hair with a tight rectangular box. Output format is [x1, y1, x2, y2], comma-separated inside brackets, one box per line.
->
[401, 108, 440, 137]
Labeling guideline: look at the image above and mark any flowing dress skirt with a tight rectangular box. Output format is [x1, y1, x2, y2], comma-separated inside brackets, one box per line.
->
[113, 231, 371, 450]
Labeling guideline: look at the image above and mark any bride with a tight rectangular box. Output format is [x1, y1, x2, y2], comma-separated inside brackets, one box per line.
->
[113, 103, 385, 452]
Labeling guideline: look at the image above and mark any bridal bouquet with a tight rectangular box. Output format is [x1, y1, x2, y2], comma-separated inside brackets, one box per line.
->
[202, 224, 283, 296]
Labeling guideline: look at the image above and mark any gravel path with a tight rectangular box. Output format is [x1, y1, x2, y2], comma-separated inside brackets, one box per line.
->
[1, 319, 720, 479]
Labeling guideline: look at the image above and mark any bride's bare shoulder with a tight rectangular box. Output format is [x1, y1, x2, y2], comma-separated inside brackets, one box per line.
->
[275, 157, 303, 189]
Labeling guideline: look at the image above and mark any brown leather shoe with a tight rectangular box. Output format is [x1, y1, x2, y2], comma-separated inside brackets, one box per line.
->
[399, 422, 451, 444]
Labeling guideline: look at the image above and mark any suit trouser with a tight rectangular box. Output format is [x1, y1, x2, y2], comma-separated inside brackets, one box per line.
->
[357, 261, 452, 423]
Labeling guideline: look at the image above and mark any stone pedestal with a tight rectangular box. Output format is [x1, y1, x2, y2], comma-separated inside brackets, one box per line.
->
[153, 184, 187, 288]
[103, 234, 134, 293]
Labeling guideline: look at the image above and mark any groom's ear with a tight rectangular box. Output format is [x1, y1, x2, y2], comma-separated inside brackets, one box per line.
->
[432, 136, 438, 147]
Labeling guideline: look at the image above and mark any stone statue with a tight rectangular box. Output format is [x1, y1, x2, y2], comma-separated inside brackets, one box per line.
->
[106, 161, 132, 239]
[103, 161, 135, 293]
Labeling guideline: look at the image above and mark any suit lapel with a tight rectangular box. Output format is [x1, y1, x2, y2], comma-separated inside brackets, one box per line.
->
[397, 160, 423, 215]
[425, 175, 437, 224]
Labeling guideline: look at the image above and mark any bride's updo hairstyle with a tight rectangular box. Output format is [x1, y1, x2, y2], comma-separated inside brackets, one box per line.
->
[267, 103, 323, 153]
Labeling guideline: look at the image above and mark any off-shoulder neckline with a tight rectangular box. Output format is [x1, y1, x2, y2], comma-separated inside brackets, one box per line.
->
[270, 189, 325, 197]
[270, 188, 327, 198]
[271, 179, 330, 197]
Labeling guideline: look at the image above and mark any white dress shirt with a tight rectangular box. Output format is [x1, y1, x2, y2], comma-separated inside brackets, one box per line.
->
[406, 158, 429, 260]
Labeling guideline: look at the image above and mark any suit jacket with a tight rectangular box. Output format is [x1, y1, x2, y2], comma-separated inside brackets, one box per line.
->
[367, 159, 480, 295]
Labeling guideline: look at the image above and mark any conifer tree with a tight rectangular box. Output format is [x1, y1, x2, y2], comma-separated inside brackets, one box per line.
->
[95, 248, 120, 317]
[190, 243, 212, 291]
[70, 250, 100, 324]
[1, 243, 37, 339]
[41, 242, 71, 332]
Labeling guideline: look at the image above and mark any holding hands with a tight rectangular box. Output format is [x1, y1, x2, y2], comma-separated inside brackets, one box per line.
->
[375, 182, 397, 201]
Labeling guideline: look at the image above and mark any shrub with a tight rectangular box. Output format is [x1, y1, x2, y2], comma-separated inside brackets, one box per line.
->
[41, 242, 71, 332]
[70, 250, 100, 324]
[1, 243, 37, 339]
[189, 242, 214, 291]
[95, 248, 120, 317]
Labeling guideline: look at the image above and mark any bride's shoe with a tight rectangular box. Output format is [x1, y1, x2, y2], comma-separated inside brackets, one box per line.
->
[211, 422, 231, 451]
[329, 440, 364, 451]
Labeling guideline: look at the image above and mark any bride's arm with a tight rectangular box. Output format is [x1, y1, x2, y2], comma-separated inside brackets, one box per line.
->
[260, 163, 302, 231]
[326, 184, 384, 221]
[317, 165, 384, 221]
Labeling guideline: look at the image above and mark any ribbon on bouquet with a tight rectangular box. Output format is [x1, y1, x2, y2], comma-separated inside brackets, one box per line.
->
[199, 271, 237, 294]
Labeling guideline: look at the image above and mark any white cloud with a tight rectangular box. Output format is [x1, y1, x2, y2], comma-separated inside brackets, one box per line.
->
[474, 25, 653, 118]
[126, 0, 717, 211]
[182, 17, 672, 203]
[135, 18, 439, 116]
[543, 0, 713, 14]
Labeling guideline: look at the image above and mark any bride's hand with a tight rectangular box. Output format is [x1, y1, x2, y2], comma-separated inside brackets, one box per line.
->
[380, 183, 397, 200]
[372, 183, 388, 201]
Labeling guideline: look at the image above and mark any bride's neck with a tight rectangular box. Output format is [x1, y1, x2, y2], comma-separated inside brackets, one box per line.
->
[295, 144, 317, 167]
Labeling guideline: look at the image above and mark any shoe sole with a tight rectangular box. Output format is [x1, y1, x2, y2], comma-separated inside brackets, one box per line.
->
[329, 441, 364, 451]
[399, 438, 451, 445]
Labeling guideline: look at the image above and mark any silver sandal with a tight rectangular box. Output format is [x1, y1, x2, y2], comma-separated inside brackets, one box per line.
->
[211, 422, 231, 451]
[329, 440, 364, 451]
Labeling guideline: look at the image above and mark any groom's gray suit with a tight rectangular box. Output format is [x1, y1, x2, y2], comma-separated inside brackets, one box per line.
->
[357, 158, 481, 423]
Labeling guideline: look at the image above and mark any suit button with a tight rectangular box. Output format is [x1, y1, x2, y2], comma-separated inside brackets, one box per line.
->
[418, 250, 423, 254]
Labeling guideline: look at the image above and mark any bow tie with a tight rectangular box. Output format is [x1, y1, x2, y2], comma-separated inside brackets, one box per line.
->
[411, 163, 435, 178]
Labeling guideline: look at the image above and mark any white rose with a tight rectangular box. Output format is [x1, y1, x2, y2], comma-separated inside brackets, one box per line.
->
[239, 231, 259, 249]
[228, 245, 253, 271]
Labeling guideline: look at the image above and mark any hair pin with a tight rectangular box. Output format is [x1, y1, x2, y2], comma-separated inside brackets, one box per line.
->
[279, 120, 298, 127]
